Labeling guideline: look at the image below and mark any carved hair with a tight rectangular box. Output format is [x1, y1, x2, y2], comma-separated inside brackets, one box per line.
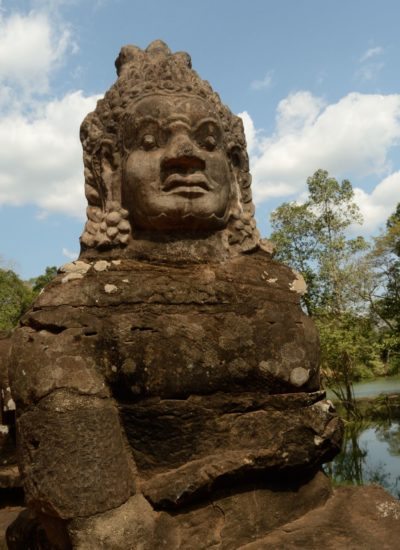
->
[80, 40, 259, 252]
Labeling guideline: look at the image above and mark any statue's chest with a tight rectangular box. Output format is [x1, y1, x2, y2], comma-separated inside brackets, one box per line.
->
[27, 255, 318, 399]
[77, 259, 318, 399]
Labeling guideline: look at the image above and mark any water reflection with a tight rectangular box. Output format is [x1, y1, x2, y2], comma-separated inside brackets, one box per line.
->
[376, 423, 400, 456]
[325, 420, 400, 499]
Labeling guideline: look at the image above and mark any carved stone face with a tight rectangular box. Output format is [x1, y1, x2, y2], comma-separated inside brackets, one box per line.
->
[121, 95, 233, 232]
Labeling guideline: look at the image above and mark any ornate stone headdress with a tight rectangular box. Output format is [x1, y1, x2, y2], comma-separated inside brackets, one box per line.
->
[79, 40, 259, 253]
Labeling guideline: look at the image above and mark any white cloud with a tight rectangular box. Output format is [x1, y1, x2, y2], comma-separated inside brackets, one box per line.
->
[0, 91, 100, 218]
[0, 6, 99, 219]
[354, 171, 400, 232]
[241, 91, 400, 233]
[238, 110, 258, 156]
[0, 10, 76, 96]
[360, 46, 384, 62]
[62, 247, 78, 260]
[275, 91, 326, 135]
[356, 46, 384, 81]
[32, 1, 77, 7]
[251, 70, 274, 91]
[32, 0, 108, 13]
[356, 62, 384, 82]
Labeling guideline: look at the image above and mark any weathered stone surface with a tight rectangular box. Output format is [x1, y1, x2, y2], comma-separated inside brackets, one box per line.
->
[123, 392, 341, 506]
[68, 494, 156, 549]
[17, 391, 136, 519]
[1, 508, 32, 550]
[5, 483, 400, 549]
[10, 326, 108, 406]
[0, 331, 15, 422]
[152, 470, 332, 549]
[0, 428, 16, 468]
[6, 508, 63, 550]
[142, 451, 331, 509]
[14, 253, 320, 405]
[239, 485, 400, 549]
[0, 331, 11, 392]
[0, 465, 20, 489]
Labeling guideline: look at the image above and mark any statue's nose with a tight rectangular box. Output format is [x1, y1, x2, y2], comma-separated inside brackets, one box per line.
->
[162, 132, 205, 170]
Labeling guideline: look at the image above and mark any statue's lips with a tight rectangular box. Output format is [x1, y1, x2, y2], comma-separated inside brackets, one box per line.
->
[163, 173, 210, 195]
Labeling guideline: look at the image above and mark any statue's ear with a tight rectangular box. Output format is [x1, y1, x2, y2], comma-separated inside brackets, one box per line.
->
[99, 139, 115, 193]
[88, 138, 120, 208]
[228, 145, 244, 173]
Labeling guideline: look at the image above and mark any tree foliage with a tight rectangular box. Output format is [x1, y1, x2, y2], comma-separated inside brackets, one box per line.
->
[0, 265, 57, 331]
[0, 269, 34, 330]
[364, 203, 400, 372]
[30, 266, 57, 294]
[270, 169, 376, 417]
[271, 169, 367, 316]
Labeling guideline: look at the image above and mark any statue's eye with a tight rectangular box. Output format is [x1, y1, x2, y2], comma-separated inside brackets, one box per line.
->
[195, 121, 221, 151]
[204, 135, 217, 151]
[141, 134, 157, 150]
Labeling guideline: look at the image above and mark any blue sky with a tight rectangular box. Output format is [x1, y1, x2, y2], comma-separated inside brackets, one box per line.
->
[1, 0, 400, 279]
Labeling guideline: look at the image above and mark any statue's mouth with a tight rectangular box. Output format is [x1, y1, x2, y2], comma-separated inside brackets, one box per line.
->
[163, 173, 210, 196]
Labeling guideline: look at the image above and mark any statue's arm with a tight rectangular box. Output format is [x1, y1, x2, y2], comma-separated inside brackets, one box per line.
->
[8, 326, 139, 548]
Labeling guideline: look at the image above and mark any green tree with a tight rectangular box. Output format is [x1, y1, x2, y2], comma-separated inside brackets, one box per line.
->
[270, 202, 319, 316]
[271, 169, 368, 316]
[364, 203, 400, 373]
[316, 313, 380, 412]
[0, 264, 58, 330]
[270, 169, 375, 417]
[386, 203, 400, 255]
[0, 269, 34, 330]
[30, 266, 57, 294]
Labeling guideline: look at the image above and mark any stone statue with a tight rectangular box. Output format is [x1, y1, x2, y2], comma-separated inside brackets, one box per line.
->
[7, 41, 344, 549]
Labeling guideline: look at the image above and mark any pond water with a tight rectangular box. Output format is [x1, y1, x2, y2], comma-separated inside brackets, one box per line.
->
[352, 375, 400, 398]
[325, 376, 400, 498]
[326, 420, 400, 499]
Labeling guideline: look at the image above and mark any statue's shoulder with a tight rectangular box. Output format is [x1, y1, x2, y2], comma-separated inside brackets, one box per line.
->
[225, 243, 306, 296]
